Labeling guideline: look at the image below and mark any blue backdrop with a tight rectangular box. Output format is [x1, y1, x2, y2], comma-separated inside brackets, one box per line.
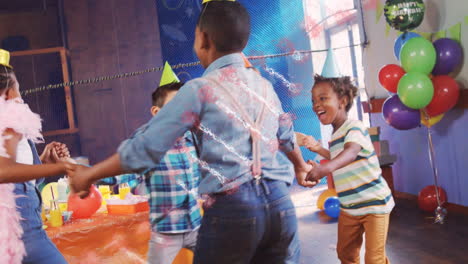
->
[155, 0, 322, 162]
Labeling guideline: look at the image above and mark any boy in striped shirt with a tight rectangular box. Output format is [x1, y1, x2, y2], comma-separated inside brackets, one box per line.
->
[306, 75, 394, 264]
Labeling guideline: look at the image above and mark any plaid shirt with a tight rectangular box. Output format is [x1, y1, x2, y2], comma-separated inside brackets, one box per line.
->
[143, 131, 201, 234]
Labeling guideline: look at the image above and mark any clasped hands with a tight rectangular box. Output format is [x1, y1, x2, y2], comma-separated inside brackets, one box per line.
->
[296, 160, 331, 188]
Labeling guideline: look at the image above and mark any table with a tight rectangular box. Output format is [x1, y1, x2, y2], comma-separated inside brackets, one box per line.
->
[46, 212, 151, 264]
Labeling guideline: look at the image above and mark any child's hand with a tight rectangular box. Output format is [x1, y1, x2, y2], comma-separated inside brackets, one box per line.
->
[67, 164, 94, 198]
[54, 142, 70, 159]
[295, 163, 318, 188]
[303, 135, 322, 153]
[295, 132, 307, 146]
[306, 160, 329, 182]
[40, 142, 70, 164]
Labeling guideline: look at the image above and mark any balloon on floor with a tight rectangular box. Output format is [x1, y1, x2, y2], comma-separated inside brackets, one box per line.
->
[324, 197, 340, 218]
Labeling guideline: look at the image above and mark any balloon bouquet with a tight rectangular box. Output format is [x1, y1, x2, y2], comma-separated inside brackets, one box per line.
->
[379, 0, 463, 224]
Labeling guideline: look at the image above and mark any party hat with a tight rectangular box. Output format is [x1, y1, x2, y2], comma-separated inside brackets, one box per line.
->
[321, 49, 341, 78]
[202, 0, 235, 4]
[0, 49, 12, 69]
[159, 62, 180, 86]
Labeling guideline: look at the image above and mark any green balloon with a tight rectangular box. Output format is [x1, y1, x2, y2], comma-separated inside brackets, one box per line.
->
[400, 37, 436, 74]
[384, 0, 425, 31]
[397, 72, 434, 109]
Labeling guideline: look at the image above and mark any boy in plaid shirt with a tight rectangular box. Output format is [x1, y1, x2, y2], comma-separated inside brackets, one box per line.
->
[144, 80, 201, 264]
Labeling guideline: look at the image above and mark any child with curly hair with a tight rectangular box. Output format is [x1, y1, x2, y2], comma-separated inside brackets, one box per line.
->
[307, 74, 394, 264]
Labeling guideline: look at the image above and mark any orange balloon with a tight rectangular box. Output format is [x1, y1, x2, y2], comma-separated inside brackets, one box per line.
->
[317, 189, 337, 210]
[68, 185, 102, 219]
[173, 248, 194, 264]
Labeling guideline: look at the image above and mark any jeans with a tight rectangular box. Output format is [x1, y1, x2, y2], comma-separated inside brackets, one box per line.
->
[147, 229, 198, 264]
[14, 182, 67, 264]
[194, 178, 300, 264]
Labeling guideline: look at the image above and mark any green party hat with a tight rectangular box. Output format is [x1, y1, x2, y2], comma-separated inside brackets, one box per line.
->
[159, 61, 180, 86]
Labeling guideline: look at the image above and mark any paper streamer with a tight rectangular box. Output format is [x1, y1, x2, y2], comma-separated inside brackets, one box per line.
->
[433, 30, 446, 41]
[448, 23, 461, 43]
[376, 0, 384, 23]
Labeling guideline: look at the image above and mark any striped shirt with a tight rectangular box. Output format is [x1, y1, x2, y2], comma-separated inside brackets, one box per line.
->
[330, 119, 394, 216]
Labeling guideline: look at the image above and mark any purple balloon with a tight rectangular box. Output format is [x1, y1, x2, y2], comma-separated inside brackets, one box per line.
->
[432, 38, 463, 75]
[382, 95, 421, 130]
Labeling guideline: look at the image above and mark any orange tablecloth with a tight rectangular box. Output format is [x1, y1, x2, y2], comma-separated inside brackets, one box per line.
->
[46, 212, 151, 264]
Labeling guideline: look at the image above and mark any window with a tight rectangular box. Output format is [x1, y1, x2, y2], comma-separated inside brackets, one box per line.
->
[303, 0, 370, 146]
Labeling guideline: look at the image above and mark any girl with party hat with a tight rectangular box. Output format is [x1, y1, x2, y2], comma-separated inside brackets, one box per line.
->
[0, 49, 71, 264]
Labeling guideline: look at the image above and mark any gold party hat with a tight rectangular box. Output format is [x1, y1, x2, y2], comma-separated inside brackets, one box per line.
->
[0, 49, 12, 69]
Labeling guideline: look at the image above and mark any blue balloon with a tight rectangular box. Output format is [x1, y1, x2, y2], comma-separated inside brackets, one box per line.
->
[394, 32, 421, 60]
[324, 197, 341, 218]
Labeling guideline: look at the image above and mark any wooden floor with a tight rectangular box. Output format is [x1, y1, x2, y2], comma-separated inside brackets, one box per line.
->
[291, 185, 468, 264]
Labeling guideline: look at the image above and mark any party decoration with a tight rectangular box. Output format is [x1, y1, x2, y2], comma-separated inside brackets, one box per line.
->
[68, 185, 102, 219]
[384, 0, 425, 32]
[433, 30, 446, 41]
[324, 197, 340, 218]
[432, 38, 463, 75]
[418, 185, 447, 213]
[397, 72, 434, 109]
[400, 37, 436, 74]
[0, 49, 12, 68]
[426, 126, 447, 224]
[448, 23, 462, 43]
[159, 61, 180, 86]
[316, 189, 337, 210]
[241, 53, 253, 68]
[394, 32, 420, 60]
[321, 49, 341, 78]
[376, 0, 384, 22]
[378, 64, 406, 93]
[382, 95, 420, 130]
[420, 111, 444, 128]
[424, 75, 460, 117]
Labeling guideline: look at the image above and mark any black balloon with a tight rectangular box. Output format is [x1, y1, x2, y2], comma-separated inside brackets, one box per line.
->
[384, 0, 425, 31]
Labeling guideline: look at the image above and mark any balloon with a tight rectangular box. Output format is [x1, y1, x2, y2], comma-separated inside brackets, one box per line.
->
[400, 37, 437, 74]
[418, 185, 447, 212]
[425, 75, 460, 116]
[324, 197, 340, 218]
[379, 64, 406, 93]
[68, 185, 102, 219]
[317, 189, 338, 210]
[394, 32, 421, 60]
[420, 111, 444, 127]
[382, 94, 420, 130]
[384, 0, 425, 31]
[397, 72, 434, 109]
[432, 38, 463, 75]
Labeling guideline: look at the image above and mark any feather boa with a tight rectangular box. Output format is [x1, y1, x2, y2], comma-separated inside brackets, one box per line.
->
[0, 184, 26, 263]
[0, 97, 43, 263]
[0, 97, 43, 157]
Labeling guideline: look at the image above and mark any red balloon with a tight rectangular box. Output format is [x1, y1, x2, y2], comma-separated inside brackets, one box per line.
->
[379, 64, 406, 93]
[425, 75, 460, 117]
[418, 185, 447, 212]
[68, 185, 102, 219]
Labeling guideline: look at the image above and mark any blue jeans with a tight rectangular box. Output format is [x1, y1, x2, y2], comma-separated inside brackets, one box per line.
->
[194, 178, 300, 264]
[14, 182, 67, 264]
